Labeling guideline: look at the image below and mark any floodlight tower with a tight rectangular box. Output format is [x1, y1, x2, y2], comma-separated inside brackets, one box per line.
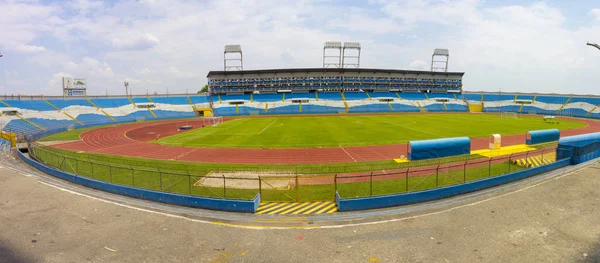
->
[342, 42, 361, 68]
[323, 41, 342, 68]
[587, 42, 600, 51]
[224, 45, 243, 71]
[431, 48, 450, 72]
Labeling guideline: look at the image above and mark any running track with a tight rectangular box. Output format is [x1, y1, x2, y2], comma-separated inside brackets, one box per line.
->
[50, 116, 600, 164]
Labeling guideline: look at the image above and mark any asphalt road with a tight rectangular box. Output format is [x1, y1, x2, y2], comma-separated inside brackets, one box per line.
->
[1, 156, 600, 262]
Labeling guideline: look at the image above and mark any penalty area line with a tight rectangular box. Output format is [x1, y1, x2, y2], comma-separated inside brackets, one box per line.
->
[257, 119, 277, 135]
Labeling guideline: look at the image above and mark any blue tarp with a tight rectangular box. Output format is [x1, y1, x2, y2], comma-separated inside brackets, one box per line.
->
[408, 137, 471, 161]
[526, 129, 560, 145]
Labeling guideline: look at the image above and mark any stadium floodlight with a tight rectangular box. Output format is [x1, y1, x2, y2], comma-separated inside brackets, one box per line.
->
[224, 44, 243, 71]
[587, 42, 600, 51]
[342, 42, 361, 68]
[431, 48, 449, 72]
[323, 41, 342, 68]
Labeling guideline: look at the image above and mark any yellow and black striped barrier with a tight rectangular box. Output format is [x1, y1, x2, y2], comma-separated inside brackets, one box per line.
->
[513, 153, 555, 168]
[256, 201, 337, 215]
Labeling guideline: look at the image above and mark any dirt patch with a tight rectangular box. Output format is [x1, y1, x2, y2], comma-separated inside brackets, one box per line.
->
[196, 171, 297, 189]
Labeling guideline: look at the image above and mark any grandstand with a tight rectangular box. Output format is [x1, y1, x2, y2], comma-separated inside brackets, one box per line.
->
[4, 66, 600, 143]
[0, 94, 210, 140]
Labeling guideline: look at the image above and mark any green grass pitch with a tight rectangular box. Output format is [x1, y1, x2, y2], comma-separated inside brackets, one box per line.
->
[155, 114, 585, 148]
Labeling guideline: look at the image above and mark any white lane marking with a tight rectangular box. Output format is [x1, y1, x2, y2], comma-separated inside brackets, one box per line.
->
[257, 119, 277, 135]
[338, 145, 357, 162]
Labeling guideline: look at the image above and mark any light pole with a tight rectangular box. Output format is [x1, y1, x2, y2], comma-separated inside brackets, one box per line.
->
[124, 81, 130, 97]
[0, 53, 4, 95]
[587, 42, 600, 51]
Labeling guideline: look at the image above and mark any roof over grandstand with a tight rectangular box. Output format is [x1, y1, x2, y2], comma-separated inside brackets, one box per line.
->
[207, 68, 465, 78]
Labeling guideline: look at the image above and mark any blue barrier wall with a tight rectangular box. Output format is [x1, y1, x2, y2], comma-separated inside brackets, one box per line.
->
[526, 129, 560, 145]
[19, 150, 259, 213]
[557, 132, 600, 164]
[408, 137, 471, 161]
[336, 158, 570, 211]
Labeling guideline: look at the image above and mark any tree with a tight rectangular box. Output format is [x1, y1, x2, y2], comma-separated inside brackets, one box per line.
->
[198, 84, 209, 93]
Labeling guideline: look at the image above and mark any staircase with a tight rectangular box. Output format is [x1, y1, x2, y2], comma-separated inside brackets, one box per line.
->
[416, 102, 426, 112]
[63, 112, 84, 125]
[127, 97, 136, 107]
[148, 108, 158, 118]
[556, 96, 572, 115]
[15, 114, 45, 131]
[0, 100, 12, 107]
[43, 100, 60, 111]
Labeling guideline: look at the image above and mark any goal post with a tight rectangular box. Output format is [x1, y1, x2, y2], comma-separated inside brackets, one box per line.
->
[202, 116, 223, 127]
[500, 112, 518, 119]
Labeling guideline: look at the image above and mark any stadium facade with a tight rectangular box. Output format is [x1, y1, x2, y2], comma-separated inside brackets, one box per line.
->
[207, 68, 464, 94]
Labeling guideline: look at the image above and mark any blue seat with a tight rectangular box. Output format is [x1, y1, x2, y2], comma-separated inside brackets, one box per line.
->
[3, 100, 56, 111]
[47, 99, 93, 109]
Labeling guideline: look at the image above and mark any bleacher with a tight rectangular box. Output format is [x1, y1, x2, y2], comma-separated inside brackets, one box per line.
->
[1, 94, 206, 139]
[3, 100, 56, 111]
[251, 94, 281, 102]
[47, 99, 93, 109]
[8, 89, 600, 140]
[318, 92, 343, 100]
[91, 98, 131, 108]
[150, 96, 191, 105]
[343, 92, 368, 100]
[400, 92, 427, 100]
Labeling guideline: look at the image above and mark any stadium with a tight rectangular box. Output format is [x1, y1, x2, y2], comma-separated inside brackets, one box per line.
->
[2, 43, 600, 219]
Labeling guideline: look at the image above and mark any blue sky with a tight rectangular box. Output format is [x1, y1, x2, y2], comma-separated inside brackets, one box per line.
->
[1, 0, 600, 95]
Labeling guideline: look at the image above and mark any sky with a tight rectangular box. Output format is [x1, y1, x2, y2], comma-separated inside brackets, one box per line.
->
[1, 0, 600, 96]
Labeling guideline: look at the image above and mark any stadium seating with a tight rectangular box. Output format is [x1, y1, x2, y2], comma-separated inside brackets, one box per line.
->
[47, 99, 93, 109]
[150, 96, 190, 105]
[317, 92, 343, 101]
[13, 90, 600, 140]
[400, 92, 427, 100]
[252, 94, 282, 102]
[91, 98, 131, 108]
[343, 92, 368, 100]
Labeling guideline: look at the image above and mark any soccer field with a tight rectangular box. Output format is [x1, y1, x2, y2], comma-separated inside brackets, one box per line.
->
[156, 114, 585, 148]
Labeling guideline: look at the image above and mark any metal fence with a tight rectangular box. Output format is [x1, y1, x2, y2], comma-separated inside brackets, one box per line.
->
[28, 142, 560, 202]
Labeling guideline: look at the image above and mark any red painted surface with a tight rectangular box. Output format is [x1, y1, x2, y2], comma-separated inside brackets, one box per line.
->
[50, 115, 600, 165]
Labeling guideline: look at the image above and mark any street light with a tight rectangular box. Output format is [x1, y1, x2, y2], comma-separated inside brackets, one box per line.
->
[587, 42, 600, 51]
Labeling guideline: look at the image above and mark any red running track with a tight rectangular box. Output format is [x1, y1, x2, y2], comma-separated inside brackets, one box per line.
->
[50, 116, 600, 164]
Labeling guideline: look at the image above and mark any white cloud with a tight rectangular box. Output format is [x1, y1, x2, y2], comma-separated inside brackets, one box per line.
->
[66, 57, 115, 77]
[14, 44, 46, 53]
[408, 60, 428, 70]
[111, 33, 160, 50]
[3, 0, 600, 96]
[136, 68, 152, 74]
[168, 66, 196, 78]
[590, 8, 600, 23]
